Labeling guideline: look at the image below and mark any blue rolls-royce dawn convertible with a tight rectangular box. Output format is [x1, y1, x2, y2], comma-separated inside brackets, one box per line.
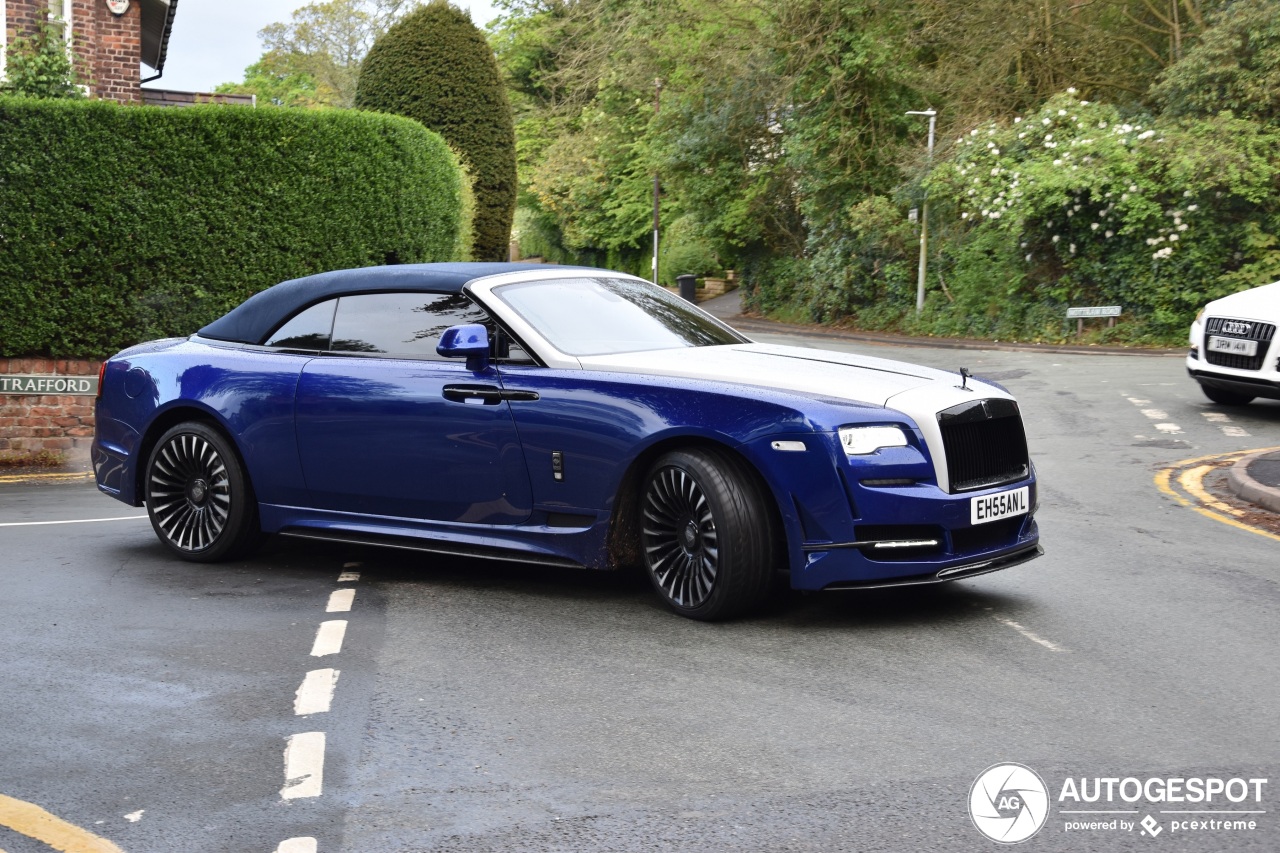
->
[93, 263, 1041, 620]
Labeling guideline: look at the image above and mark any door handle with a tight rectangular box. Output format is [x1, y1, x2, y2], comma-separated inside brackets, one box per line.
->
[442, 385, 540, 404]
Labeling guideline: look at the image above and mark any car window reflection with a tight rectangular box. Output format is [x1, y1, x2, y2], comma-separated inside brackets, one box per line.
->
[495, 277, 745, 356]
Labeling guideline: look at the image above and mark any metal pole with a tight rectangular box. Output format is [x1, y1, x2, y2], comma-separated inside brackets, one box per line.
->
[907, 110, 937, 313]
[652, 78, 662, 285]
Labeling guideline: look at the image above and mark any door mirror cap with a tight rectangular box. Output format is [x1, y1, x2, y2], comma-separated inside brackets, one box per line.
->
[437, 324, 490, 372]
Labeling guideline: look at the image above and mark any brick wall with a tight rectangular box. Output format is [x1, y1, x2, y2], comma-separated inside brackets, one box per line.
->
[0, 358, 99, 459]
[78, 0, 142, 104]
[5, 0, 142, 103]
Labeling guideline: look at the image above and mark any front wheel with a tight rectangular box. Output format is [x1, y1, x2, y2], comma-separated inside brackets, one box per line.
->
[640, 448, 777, 621]
[145, 422, 261, 562]
[1200, 383, 1254, 406]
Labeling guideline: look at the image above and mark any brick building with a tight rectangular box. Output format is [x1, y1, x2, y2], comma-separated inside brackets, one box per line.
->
[1, 0, 178, 103]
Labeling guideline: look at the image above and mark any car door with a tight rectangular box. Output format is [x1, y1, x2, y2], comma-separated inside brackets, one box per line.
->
[293, 291, 534, 524]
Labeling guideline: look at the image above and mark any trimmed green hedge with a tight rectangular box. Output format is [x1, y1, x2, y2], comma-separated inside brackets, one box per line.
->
[0, 98, 469, 358]
[355, 3, 516, 262]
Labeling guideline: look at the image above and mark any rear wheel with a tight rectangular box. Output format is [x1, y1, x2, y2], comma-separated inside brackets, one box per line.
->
[640, 448, 777, 621]
[1200, 383, 1254, 406]
[145, 422, 261, 562]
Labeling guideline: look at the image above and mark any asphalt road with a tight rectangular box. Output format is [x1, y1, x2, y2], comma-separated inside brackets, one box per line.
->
[1, 336, 1278, 853]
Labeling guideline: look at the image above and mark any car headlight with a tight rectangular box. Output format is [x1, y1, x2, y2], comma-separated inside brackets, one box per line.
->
[839, 425, 909, 455]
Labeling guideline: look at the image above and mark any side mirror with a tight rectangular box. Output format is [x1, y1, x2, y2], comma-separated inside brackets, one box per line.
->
[437, 324, 491, 372]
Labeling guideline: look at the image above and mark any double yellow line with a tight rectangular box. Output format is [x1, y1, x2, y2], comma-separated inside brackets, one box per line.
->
[0, 472, 94, 484]
[0, 794, 125, 852]
[1155, 447, 1280, 543]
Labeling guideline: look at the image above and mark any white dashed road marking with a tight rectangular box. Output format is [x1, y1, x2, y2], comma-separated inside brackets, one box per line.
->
[1199, 410, 1251, 438]
[1124, 394, 1184, 435]
[309, 620, 347, 657]
[294, 669, 340, 716]
[326, 589, 356, 612]
[276, 838, 319, 853]
[281, 732, 326, 800]
[991, 615, 1068, 652]
[337, 571, 361, 582]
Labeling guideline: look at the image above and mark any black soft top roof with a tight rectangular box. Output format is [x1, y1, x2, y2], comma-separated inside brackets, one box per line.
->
[198, 263, 574, 345]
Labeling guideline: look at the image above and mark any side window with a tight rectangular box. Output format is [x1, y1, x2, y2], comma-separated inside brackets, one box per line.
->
[264, 300, 337, 350]
[329, 292, 492, 360]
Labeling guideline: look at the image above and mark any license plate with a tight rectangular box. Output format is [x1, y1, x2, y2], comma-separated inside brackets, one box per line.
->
[971, 486, 1030, 525]
[1208, 336, 1258, 356]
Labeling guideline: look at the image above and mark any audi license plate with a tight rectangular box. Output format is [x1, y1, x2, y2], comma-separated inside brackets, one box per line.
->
[1208, 336, 1258, 356]
[971, 486, 1030, 526]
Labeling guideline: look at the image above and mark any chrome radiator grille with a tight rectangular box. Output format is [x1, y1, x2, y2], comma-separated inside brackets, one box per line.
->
[937, 398, 1030, 493]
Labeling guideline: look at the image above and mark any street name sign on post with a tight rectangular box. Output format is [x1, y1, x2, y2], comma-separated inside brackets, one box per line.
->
[1066, 305, 1122, 337]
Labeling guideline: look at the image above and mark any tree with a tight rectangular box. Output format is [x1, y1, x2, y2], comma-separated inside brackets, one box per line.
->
[214, 55, 324, 108]
[1151, 0, 1280, 124]
[356, 1, 517, 261]
[257, 0, 415, 108]
[0, 21, 84, 99]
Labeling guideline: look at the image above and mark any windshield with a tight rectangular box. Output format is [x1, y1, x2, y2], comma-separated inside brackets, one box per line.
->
[493, 277, 747, 356]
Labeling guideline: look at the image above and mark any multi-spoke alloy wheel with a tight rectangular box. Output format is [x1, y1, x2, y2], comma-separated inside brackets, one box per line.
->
[145, 422, 260, 562]
[639, 448, 777, 621]
[643, 465, 720, 609]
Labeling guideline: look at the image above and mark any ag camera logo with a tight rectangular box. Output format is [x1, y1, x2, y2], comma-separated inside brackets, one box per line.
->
[970, 763, 1050, 844]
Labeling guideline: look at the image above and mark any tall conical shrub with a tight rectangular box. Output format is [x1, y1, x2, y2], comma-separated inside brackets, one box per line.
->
[356, 2, 516, 261]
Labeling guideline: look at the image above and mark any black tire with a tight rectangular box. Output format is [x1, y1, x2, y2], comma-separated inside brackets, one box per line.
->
[1200, 383, 1254, 406]
[640, 447, 777, 621]
[144, 422, 262, 562]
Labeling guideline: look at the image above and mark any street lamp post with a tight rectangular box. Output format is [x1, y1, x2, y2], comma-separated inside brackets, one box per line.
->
[906, 109, 937, 313]
[652, 78, 663, 285]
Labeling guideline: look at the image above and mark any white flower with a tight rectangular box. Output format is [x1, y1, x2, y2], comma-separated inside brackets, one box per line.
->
[1045, 133, 1054, 141]
[991, 167, 1000, 175]
[1120, 193, 1129, 201]
[990, 211, 1002, 219]
[1058, 109, 1067, 116]
[1169, 233, 1179, 241]
[1183, 189, 1193, 197]
[1053, 159, 1063, 166]
[1128, 185, 1137, 192]
[971, 129, 979, 136]
[1081, 100, 1090, 106]
[1099, 121, 1108, 129]
[1025, 253, 1033, 262]
[1042, 118, 1052, 126]
[961, 212, 969, 219]
[1187, 204, 1199, 212]
[1091, 223, 1100, 231]
[1014, 117, 1022, 124]
[1137, 130, 1155, 140]
[1067, 87, 1078, 94]
[1052, 235, 1060, 243]
[1105, 230, 1114, 238]
[1018, 132, 1027, 139]
[992, 149, 1000, 156]
[1069, 243, 1077, 254]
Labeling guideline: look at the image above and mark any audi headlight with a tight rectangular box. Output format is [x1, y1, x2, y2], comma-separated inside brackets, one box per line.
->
[839, 425, 909, 455]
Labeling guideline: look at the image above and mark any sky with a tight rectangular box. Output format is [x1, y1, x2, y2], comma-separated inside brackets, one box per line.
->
[150, 1, 501, 93]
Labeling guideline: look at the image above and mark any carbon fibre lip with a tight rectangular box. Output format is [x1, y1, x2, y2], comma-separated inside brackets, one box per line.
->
[819, 543, 1043, 591]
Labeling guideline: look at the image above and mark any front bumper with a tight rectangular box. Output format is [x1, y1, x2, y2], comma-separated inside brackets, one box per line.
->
[1187, 366, 1280, 401]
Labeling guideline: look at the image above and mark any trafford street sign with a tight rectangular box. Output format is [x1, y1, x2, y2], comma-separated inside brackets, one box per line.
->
[0, 375, 98, 396]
